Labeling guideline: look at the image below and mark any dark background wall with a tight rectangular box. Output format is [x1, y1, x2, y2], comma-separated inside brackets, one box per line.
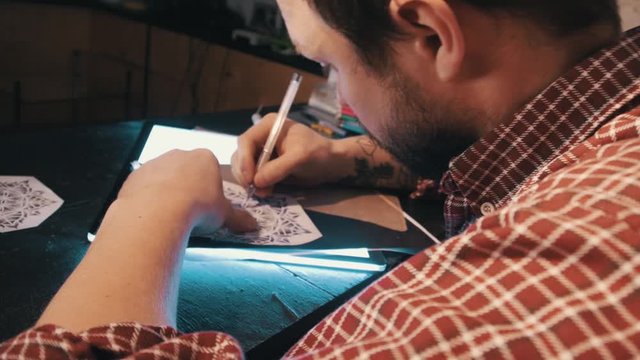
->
[0, 0, 324, 127]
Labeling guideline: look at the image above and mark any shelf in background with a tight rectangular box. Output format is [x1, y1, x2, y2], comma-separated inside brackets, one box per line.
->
[10, 0, 323, 76]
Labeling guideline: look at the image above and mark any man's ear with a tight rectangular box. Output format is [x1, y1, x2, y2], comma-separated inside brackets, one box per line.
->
[390, 0, 465, 81]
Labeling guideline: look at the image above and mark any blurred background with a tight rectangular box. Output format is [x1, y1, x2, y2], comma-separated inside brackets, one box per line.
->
[0, 0, 326, 127]
[0, 0, 637, 127]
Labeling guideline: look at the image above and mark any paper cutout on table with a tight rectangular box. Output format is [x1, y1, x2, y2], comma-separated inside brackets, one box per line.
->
[206, 182, 322, 246]
[0, 176, 63, 233]
[291, 186, 407, 232]
[218, 165, 407, 232]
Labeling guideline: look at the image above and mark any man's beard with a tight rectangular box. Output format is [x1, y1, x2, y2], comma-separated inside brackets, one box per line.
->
[371, 74, 480, 181]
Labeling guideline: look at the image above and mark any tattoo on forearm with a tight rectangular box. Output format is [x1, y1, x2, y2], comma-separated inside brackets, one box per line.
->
[340, 158, 394, 187]
[339, 158, 418, 190]
[395, 165, 418, 190]
[356, 137, 378, 158]
[340, 136, 419, 190]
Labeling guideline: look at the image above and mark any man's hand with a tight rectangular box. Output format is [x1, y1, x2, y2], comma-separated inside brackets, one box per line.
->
[232, 113, 351, 196]
[37, 149, 256, 332]
[119, 149, 256, 233]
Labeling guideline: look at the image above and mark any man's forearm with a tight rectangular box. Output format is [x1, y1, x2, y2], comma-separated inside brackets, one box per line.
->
[333, 136, 418, 191]
[36, 196, 194, 332]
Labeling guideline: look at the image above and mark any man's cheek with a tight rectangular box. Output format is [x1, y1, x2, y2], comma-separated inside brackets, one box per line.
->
[336, 82, 362, 116]
[335, 79, 382, 133]
[335, 80, 347, 107]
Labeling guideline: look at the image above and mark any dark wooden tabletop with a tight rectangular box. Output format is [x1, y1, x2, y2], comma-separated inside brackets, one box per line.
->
[0, 109, 444, 359]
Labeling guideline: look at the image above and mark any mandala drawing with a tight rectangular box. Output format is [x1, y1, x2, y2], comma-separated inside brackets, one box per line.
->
[0, 177, 63, 233]
[207, 182, 322, 246]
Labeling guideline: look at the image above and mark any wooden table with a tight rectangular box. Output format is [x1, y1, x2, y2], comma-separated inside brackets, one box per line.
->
[0, 109, 444, 358]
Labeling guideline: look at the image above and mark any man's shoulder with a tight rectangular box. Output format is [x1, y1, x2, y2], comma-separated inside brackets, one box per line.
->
[508, 106, 638, 220]
[525, 105, 640, 190]
[593, 106, 640, 145]
[562, 105, 640, 171]
[471, 107, 640, 239]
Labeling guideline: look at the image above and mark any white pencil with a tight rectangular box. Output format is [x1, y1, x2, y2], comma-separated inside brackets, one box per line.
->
[243, 73, 303, 207]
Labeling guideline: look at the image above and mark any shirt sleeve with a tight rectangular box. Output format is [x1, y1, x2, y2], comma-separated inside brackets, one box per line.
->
[0, 322, 243, 359]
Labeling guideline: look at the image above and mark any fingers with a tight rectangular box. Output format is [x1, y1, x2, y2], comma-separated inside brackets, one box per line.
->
[254, 185, 274, 198]
[232, 114, 278, 187]
[230, 151, 251, 187]
[231, 142, 256, 188]
[253, 151, 304, 189]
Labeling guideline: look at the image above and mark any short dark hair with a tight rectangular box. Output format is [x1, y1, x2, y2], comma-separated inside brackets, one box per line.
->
[306, 0, 621, 70]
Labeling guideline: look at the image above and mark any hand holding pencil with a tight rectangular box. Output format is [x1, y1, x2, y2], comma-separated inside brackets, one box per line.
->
[242, 73, 302, 206]
[231, 76, 353, 199]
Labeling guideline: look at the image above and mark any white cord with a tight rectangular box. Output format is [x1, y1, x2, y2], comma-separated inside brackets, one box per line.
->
[376, 193, 442, 245]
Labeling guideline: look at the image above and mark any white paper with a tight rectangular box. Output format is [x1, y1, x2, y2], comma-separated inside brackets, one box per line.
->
[138, 125, 238, 165]
[206, 182, 322, 246]
[0, 176, 64, 233]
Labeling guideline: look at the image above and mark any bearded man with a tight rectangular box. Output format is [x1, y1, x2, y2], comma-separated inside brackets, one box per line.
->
[2, 0, 638, 358]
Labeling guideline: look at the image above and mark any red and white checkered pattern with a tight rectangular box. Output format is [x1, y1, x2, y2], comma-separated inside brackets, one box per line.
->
[0, 323, 243, 359]
[441, 26, 640, 237]
[286, 106, 640, 359]
[1, 26, 639, 360]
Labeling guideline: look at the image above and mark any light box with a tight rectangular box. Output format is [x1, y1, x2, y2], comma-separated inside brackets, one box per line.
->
[138, 125, 238, 165]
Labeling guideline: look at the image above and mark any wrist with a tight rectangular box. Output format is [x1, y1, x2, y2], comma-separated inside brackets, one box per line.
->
[327, 138, 358, 183]
[106, 194, 197, 236]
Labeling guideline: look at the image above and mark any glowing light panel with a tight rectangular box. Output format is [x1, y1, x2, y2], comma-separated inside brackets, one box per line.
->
[138, 125, 238, 165]
[187, 247, 384, 272]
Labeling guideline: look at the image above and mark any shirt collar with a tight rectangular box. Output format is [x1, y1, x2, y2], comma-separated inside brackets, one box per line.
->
[443, 26, 640, 215]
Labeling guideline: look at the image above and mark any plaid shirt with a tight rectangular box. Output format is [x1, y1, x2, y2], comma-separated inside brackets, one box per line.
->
[440, 27, 640, 238]
[2, 28, 639, 360]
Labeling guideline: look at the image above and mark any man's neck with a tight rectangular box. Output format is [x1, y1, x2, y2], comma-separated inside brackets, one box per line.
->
[468, 22, 620, 135]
